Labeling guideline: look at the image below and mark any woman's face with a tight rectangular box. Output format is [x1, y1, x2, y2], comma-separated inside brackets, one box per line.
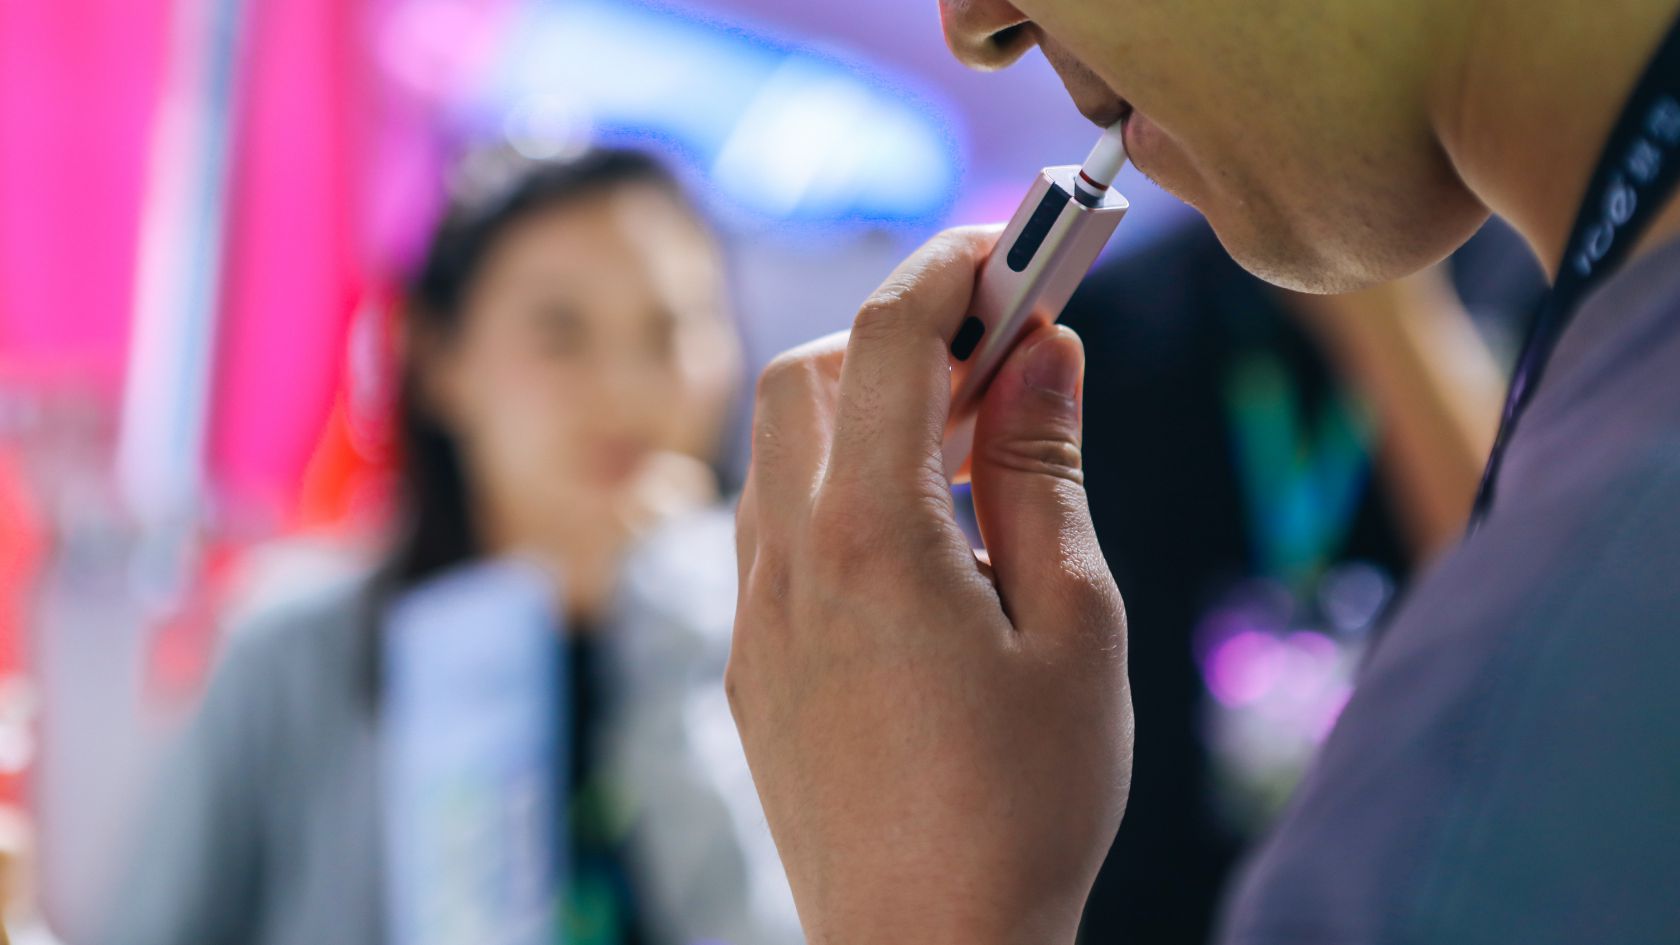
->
[421, 184, 739, 557]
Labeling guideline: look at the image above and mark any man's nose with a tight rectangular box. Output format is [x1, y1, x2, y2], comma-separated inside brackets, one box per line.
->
[938, 0, 1038, 71]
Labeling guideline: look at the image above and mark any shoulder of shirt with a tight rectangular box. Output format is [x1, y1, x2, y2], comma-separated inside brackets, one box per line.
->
[211, 544, 376, 690]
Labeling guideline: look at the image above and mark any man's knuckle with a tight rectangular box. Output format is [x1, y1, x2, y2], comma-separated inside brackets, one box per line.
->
[985, 436, 1086, 484]
[723, 656, 750, 722]
[723, 648, 747, 688]
[1040, 562, 1126, 651]
[755, 350, 814, 404]
[850, 295, 906, 344]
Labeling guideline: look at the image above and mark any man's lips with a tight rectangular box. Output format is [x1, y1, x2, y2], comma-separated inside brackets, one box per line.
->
[1035, 38, 1132, 131]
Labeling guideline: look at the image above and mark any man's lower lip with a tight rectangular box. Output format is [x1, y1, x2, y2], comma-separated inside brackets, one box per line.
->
[1120, 111, 1151, 166]
[1087, 103, 1130, 129]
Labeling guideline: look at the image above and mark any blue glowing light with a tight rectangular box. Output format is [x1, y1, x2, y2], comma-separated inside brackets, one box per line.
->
[465, 0, 961, 226]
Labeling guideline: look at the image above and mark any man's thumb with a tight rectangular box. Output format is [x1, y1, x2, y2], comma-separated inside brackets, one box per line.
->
[969, 325, 1121, 638]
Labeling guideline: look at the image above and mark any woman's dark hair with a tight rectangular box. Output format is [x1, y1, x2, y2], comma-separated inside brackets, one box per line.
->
[387, 146, 700, 588]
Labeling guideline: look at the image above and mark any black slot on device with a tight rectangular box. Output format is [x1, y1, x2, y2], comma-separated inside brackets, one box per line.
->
[950, 316, 985, 361]
[1006, 183, 1070, 272]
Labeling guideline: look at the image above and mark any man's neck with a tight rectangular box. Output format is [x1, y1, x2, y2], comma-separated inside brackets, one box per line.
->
[1437, 0, 1680, 278]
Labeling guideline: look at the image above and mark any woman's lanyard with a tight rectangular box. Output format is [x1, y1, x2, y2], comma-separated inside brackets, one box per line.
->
[1470, 16, 1680, 528]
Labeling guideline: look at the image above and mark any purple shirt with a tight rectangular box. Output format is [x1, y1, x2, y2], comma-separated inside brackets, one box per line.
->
[1220, 235, 1680, 945]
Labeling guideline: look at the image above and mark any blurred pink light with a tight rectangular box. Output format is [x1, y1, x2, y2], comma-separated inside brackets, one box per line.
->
[207, 0, 368, 517]
[0, 0, 168, 381]
[1280, 631, 1341, 702]
[376, 0, 517, 101]
[1207, 631, 1285, 708]
[1310, 682, 1354, 745]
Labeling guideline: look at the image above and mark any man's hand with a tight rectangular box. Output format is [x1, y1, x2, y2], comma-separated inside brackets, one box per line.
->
[728, 227, 1133, 945]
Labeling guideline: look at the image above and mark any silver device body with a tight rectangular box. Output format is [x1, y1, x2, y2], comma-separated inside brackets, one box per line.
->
[942, 165, 1128, 479]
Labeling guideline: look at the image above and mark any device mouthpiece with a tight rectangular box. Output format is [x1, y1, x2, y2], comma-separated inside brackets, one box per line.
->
[1072, 123, 1127, 206]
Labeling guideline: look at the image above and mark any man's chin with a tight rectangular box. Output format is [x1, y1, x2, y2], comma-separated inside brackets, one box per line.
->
[1198, 205, 1370, 295]
[1220, 235, 1410, 295]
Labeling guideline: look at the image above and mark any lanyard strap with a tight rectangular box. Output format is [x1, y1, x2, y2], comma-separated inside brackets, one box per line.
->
[1470, 15, 1680, 528]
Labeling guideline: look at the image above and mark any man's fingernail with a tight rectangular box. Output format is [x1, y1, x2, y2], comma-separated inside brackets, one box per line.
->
[1024, 327, 1083, 400]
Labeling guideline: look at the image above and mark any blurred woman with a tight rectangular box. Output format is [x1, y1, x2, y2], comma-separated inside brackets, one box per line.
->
[104, 148, 796, 945]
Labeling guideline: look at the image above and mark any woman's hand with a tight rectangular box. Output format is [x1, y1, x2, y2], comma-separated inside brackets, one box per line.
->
[728, 228, 1133, 945]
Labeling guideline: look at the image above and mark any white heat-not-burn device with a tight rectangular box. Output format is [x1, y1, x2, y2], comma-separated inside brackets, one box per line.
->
[942, 124, 1129, 480]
